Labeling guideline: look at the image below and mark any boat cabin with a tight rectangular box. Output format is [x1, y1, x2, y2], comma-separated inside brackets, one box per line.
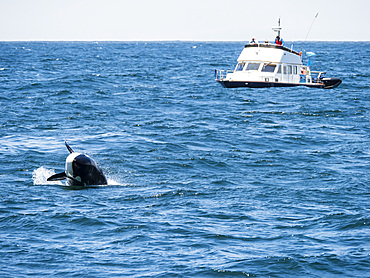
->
[232, 44, 302, 84]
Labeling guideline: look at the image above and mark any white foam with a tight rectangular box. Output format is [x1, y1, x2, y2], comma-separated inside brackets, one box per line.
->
[107, 178, 122, 186]
[32, 166, 63, 185]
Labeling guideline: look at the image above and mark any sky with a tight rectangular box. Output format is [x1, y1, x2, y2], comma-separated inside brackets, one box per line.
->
[0, 0, 369, 41]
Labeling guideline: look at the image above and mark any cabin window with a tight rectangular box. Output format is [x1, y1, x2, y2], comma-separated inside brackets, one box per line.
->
[235, 63, 245, 71]
[288, 65, 292, 74]
[261, 64, 276, 73]
[277, 65, 281, 74]
[293, 66, 298, 75]
[245, 63, 260, 71]
[283, 66, 288, 74]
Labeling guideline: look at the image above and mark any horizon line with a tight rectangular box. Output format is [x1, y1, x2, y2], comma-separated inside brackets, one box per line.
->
[1, 39, 369, 43]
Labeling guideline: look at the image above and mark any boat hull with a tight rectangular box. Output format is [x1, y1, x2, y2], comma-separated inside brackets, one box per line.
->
[217, 78, 341, 89]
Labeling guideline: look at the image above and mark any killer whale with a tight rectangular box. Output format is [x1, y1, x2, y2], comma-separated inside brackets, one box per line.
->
[47, 142, 107, 186]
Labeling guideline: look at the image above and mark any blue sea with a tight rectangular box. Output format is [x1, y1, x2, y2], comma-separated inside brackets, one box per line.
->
[0, 41, 369, 277]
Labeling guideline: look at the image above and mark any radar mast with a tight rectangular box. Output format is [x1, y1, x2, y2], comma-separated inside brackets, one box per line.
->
[272, 18, 282, 37]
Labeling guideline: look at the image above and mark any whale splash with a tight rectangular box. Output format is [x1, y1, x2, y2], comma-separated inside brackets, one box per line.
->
[32, 166, 63, 185]
[32, 166, 123, 187]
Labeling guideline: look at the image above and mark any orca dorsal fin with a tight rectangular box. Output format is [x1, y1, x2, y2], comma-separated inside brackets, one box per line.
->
[65, 141, 74, 153]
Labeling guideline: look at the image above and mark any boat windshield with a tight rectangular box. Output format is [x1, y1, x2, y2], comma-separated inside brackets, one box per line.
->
[245, 63, 260, 71]
[235, 63, 245, 71]
[261, 64, 276, 73]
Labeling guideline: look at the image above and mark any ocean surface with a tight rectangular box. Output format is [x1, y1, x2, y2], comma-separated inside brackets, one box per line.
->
[0, 41, 369, 277]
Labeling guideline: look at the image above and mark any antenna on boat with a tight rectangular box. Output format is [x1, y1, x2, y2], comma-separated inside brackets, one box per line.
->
[272, 17, 282, 37]
[301, 13, 319, 51]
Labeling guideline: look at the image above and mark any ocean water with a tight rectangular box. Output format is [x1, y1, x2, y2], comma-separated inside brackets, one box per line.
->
[0, 41, 369, 277]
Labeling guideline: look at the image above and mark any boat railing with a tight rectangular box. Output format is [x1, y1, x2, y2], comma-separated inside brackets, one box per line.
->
[310, 71, 326, 83]
[215, 69, 233, 80]
[301, 71, 326, 84]
[244, 43, 301, 56]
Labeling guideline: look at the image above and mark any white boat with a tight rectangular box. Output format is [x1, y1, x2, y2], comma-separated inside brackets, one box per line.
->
[215, 19, 342, 89]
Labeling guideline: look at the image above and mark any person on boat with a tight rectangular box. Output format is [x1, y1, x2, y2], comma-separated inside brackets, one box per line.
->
[249, 37, 257, 44]
[275, 36, 284, 46]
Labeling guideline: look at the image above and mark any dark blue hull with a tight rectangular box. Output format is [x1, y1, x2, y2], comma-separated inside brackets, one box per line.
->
[217, 78, 341, 89]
